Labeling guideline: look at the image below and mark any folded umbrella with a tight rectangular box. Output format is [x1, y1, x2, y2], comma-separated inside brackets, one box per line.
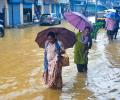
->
[64, 12, 92, 32]
[35, 27, 76, 49]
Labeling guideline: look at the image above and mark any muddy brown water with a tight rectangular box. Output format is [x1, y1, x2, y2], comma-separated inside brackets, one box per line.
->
[0, 22, 120, 100]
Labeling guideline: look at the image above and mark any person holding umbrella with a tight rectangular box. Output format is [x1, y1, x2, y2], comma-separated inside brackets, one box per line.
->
[104, 12, 117, 41]
[64, 12, 92, 72]
[35, 27, 76, 89]
[74, 27, 92, 72]
[43, 32, 65, 89]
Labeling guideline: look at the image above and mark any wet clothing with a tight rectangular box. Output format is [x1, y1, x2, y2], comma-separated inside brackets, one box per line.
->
[74, 32, 92, 72]
[114, 28, 119, 39]
[77, 64, 87, 72]
[105, 18, 116, 40]
[105, 18, 116, 31]
[43, 40, 64, 89]
[81, 34, 89, 45]
[114, 13, 120, 39]
[107, 30, 114, 36]
[81, 34, 89, 51]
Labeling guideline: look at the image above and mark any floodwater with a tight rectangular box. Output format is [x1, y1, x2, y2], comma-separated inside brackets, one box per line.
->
[0, 22, 120, 100]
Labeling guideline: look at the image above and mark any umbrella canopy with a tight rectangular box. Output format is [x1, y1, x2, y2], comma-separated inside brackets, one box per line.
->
[104, 12, 120, 20]
[64, 12, 92, 32]
[104, 9, 116, 13]
[35, 27, 76, 49]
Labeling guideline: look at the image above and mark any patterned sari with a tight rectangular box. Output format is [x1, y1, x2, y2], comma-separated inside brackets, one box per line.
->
[43, 41, 64, 89]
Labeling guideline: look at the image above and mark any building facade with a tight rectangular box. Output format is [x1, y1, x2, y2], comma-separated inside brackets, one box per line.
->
[36, 0, 69, 18]
[0, 0, 5, 13]
[5, 0, 70, 27]
[98, 0, 120, 8]
[70, 0, 107, 16]
[5, 0, 35, 27]
[70, 0, 87, 13]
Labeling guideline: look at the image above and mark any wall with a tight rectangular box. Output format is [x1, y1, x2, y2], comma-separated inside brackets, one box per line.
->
[9, 4, 20, 26]
[44, 4, 50, 14]
[0, 0, 4, 12]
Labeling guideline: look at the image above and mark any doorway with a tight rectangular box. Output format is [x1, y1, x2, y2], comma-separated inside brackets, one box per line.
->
[23, 8, 32, 23]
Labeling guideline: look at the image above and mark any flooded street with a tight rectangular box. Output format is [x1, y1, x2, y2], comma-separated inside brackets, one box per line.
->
[0, 22, 120, 100]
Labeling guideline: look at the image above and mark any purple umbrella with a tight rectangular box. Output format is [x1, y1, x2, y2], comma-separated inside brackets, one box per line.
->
[35, 27, 76, 49]
[64, 12, 92, 32]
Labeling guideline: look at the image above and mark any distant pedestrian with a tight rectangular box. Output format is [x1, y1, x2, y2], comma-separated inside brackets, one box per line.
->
[114, 10, 120, 39]
[105, 18, 116, 41]
[74, 27, 92, 72]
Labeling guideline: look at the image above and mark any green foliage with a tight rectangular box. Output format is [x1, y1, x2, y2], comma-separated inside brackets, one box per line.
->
[91, 22, 104, 39]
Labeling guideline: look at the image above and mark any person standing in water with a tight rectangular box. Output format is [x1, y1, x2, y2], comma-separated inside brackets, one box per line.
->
[43, 32, 65, 89]
[105, 17, 116, 41]
[74, 27, 92, 72]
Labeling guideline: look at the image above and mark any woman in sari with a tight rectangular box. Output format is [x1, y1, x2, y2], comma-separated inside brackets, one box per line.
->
[74, 27, 92, 72]
[43, 32, 65, 89]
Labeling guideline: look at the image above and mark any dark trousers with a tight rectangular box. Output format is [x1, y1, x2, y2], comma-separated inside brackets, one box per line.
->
[107, 30, 114, 40]
[77, 64, 87, 72]
[114, 28, 119, 39]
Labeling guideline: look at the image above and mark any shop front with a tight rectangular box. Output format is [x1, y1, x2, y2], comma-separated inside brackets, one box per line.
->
[7, 0, 35, 27]
[23, 0, 34, 23]
[23, 5, 32, 23]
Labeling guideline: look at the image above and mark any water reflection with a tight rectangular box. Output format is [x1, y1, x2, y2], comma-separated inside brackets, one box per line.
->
[86, 31, 120, 100]
[105, 40, 120, 67]
[71, 73, 91, 100]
